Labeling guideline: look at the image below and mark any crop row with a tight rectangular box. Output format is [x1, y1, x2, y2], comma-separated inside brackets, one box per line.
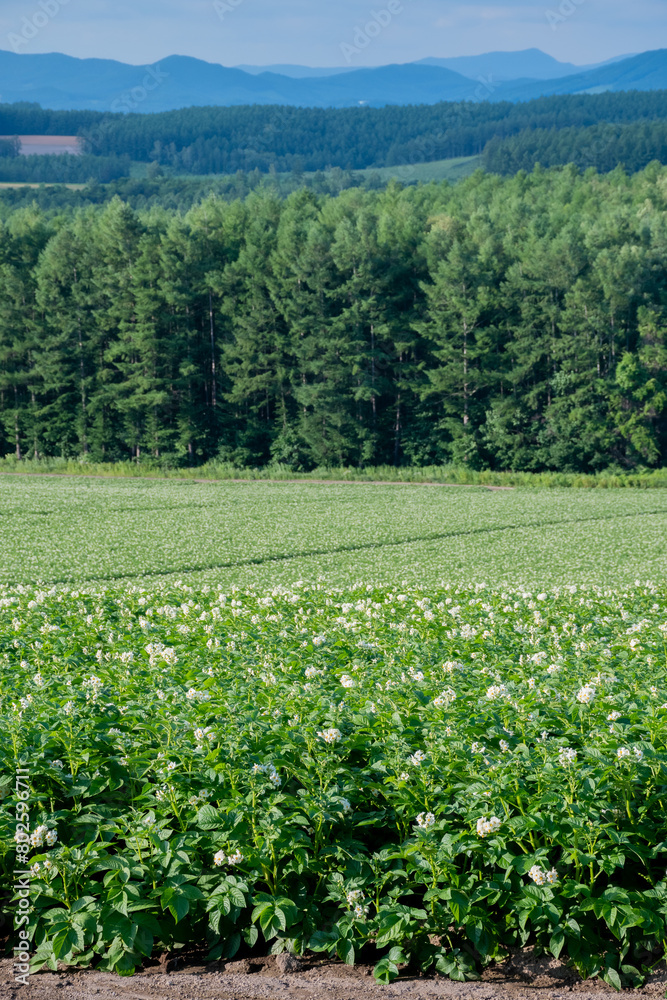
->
[1, 579, 667, 987]
[2, 477, 667, 588]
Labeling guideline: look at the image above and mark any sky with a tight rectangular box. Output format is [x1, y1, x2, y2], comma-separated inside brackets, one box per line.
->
[1, 0, 665, 69]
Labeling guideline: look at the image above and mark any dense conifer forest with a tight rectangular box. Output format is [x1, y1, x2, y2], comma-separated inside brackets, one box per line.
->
[2, 90, 667, 181]
[2, 164, 667, 472]
[0, 153, 133, 185]
[0, 168, 387, 211]
[483, 120, 667, 175]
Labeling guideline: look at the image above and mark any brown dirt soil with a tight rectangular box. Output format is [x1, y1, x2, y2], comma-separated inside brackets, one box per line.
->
[2, 950, 666, 1000]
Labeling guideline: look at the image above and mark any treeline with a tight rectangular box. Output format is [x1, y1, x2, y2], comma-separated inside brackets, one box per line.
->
[0, 153, 132, 184]
[484, 121, 667, 175]
[72, 91, 667, 173]
[2, 91, 667, 175]
[0, 167, 386, 216]
[0, 137, 19, 159]
[2, 164, 667, 473]
[0, 102, 102, 135]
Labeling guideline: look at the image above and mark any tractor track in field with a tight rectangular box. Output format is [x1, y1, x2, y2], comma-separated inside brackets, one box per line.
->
[8, 506, 667, 587]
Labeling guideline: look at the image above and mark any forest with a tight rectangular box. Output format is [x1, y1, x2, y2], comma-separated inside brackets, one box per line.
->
[484, 120, 667, 175]
[0, 168, 388, 216]
[1, 90, 667, 178]
[0, 153, 133, 185]
[1, 163, 667, 473]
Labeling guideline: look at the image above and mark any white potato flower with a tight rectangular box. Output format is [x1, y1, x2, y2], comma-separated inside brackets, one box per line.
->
[476, 816, 501, 838]
[318, 728, 342, 745]
[576, 685, 596, 705]
[416, 812, 436, 830]
[529, 865, 558, 885]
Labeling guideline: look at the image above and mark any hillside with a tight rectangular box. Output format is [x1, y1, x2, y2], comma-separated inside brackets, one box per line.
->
[2, 90, 667, 184]
[416, 49, 616, 81]
[502, 49, 667, 100]
[0, 51, 477, 111]
[236, 50, 617, 81]
[0, 48, 664, 112]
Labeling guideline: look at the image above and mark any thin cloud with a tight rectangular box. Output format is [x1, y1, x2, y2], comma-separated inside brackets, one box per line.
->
[0, 0, 663, 67]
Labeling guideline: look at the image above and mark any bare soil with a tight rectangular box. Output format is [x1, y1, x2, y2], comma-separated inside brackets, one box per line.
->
[0, 136, 82, 156]
[2, 950, 666, 1000]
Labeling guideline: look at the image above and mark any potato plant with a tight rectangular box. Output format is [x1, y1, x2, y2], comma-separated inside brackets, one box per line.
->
[1, 580, 667, 989]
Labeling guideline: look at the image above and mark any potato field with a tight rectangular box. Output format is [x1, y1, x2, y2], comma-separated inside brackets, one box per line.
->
[2, 478, 667, 989]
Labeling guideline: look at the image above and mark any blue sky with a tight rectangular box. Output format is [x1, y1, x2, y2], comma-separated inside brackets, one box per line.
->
[1, 0, 665, 68]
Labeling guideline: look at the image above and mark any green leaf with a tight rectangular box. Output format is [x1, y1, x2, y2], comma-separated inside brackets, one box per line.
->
[223, 933, 241, 959]
[550, 929, 565, 959]
[243, 925, 259, 947]
[387, 946, 406, 963]
[603, 967, 622, 992]
[374, 958, 399, 983]
[375, 911, 409, 946]
[309, 929, 339, 953]
[52, 926, 84, 960]
[161, 888, 191, 924]
[197, 804, 223, 829]
[337, 938, 355, 966]
[70, 896, 97, 914]
[102, 913, 135, 947]
[251, 901, 273, 923]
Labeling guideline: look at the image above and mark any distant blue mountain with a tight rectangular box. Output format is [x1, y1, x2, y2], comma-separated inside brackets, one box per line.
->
[416, 50, 634, 82]
[235, 64, 357, 78]
[236, 51, 636, 83]
[500, 50, 667, 101]
[0, 51, 482, 110]
[0, 48, 663, 113]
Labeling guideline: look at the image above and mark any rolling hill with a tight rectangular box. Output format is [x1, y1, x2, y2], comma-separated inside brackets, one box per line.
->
[0, 48, 664, 112]
[0, 51, 480, 111]
[501, 49, 667, 100]
[236, 51, 634, 82]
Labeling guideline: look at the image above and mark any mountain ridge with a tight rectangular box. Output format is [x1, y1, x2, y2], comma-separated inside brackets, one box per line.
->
[0, 48, 663, 112]
[235, 50, 636, 82]
[499, 50, 667, 100]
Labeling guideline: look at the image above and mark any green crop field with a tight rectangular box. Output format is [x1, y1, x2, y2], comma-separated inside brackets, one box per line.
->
[1, 475, 667, 589]
[3, 476, 667, 989]
[348, 156, 483, 185]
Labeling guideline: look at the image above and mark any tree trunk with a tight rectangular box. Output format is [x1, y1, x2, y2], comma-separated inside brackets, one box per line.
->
[209, 291, 217, 410]
[463, 320, 469, 427]
[394, 394, 401, 466]
[78, 324, 88, 454]
[14, 387, 21, 460]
